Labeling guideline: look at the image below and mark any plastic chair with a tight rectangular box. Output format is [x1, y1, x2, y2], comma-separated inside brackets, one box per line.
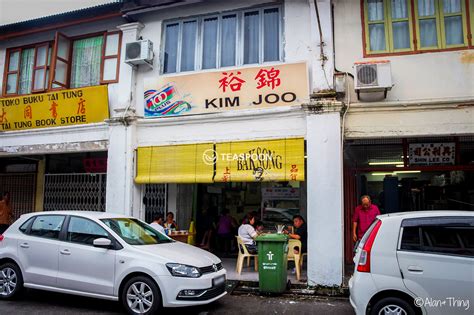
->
[287, 239, 304, 280]
[235, 236, 258, 274]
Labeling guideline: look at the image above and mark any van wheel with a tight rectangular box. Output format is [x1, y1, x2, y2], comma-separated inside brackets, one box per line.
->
[371, 297, 416, 315]
[121, 276, 161, 315]
[0, 262, 23, 300]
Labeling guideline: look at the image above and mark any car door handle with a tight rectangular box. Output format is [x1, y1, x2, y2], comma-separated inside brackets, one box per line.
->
[407, 266, 423, 273]
[20, 243, 29, 248]
[60, 249, 71, 255]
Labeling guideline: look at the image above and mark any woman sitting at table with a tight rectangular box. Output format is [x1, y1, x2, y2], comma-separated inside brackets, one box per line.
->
[237, 213, 260, 254]
[164, 212, 178, 230]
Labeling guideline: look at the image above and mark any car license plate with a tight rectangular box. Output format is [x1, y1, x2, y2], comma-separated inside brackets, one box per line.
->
[213, 275, 225, 287]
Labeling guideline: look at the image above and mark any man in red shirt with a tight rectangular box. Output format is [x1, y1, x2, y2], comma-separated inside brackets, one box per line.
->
[352, 195, 380, 242]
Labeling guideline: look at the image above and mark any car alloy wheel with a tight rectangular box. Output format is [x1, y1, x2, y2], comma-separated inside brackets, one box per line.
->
[378, 304, 407, 315]
[122, 276, 160, 315]
[127, 281, 154, 313]
[0, 263, 23, 299]
[0, 267, 17, 297]
[371, 297, 416, 315]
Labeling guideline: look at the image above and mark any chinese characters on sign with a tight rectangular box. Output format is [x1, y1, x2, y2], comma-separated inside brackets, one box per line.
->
[219, 71, 246, 92]
[144, 62, 308, 117]
[0, 85, 109, 131]
[409, 143, 456, 165]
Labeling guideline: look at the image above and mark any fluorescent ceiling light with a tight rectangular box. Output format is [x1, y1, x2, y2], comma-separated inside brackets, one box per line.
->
[396, 164, 404, 168]
[369, 161, 404, 166]
[372, 170, 421, 176]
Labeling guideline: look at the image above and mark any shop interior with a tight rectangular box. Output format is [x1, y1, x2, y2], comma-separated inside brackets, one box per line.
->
[343, 137, 474, 264]
[345, 137, 474, 212]
[169, 180, 307, 283]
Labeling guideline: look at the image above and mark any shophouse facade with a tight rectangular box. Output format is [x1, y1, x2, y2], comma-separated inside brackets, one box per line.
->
[333, 0, 474, 262]
[111, 0, 343, 287]
[1, 0, 347, 287]
[0, 2, 124, 215]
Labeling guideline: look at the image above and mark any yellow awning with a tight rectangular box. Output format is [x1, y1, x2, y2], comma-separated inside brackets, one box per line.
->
[135, 138, 304, 184]
[135, 143, 214, 184]
[215, 138, 305, 182]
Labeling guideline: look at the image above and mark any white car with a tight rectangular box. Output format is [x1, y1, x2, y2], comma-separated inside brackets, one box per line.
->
[350, 211, 473, 315]
[0, 211, 226, 314]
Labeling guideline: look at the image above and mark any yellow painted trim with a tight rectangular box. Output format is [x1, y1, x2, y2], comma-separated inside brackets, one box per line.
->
[439, 0, 469, 48]
[387, 0, 414, 52]
[364, 0, 390, 54]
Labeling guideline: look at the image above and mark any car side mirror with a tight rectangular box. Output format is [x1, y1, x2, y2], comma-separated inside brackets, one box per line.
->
[93, 238, 113, 249]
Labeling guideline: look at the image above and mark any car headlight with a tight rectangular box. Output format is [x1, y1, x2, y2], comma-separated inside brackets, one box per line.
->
[166, 263, 201, 278]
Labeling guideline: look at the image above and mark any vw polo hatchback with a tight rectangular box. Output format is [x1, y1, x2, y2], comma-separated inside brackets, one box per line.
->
[0, 211, 226, 314]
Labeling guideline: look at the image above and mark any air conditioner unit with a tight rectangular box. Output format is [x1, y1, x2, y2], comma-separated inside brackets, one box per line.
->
[354, 60, 392, 98]
[125, 39, 154, 67]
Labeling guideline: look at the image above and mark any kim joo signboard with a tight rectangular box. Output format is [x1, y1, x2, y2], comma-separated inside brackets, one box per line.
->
[144, 62, 309, 117]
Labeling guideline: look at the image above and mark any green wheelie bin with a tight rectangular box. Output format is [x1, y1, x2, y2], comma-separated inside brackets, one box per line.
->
[256, 233, 289, 294]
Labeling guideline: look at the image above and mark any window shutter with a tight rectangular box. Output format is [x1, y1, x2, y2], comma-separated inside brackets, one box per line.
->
[32, 43, 50, 92]
[3, 49, 21, 95]
[50, 32, 72, 89]
[100, 31, 122, 83]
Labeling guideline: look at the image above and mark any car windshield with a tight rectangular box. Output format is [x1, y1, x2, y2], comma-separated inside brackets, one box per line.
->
[101, 218, 172, 245]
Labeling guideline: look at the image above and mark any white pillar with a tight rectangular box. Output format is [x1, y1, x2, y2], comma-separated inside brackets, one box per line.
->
[106, 120, 140, 217]
[306, 111, 343, 286]
[105, 22, 144, 217]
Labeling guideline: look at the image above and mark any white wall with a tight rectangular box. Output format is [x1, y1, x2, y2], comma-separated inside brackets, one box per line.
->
[0, 123, 108, 156]
[333, 0, 474, 102]
[345, 102, 474, 139]
[136, 107, 306, 146]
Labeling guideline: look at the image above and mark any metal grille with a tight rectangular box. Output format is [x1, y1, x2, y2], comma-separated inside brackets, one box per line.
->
[44, 173, 106, 211]
[0, 173, 36, 221]
[143, 184, 167, 223]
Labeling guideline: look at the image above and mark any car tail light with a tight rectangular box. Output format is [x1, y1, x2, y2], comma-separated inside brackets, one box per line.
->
[0, 235, 3, 241]
[357, 220, 382, 273]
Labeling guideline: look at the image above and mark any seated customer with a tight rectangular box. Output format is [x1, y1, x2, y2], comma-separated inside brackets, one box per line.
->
[149, 215, 165, 234]
[255, 220, 265, 234]
[237, 213, 259, 254]
[285, 215, 307, 254]
[164, 212, 178, 230]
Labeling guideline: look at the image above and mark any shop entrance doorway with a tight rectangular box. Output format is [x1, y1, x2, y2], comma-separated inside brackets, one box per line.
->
[343, 136, 474, 264]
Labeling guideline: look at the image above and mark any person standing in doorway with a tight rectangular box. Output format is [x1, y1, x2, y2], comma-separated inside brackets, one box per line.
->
[216, 208, 237, 254]
[352, 195, 380, 243]
[0, 192, 12, 234]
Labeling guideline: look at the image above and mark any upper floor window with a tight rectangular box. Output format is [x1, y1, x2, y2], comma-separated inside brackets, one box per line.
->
[162, 6, 281, 74]
[363, 0, 471, 55]
[2, 31, 121, 96]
